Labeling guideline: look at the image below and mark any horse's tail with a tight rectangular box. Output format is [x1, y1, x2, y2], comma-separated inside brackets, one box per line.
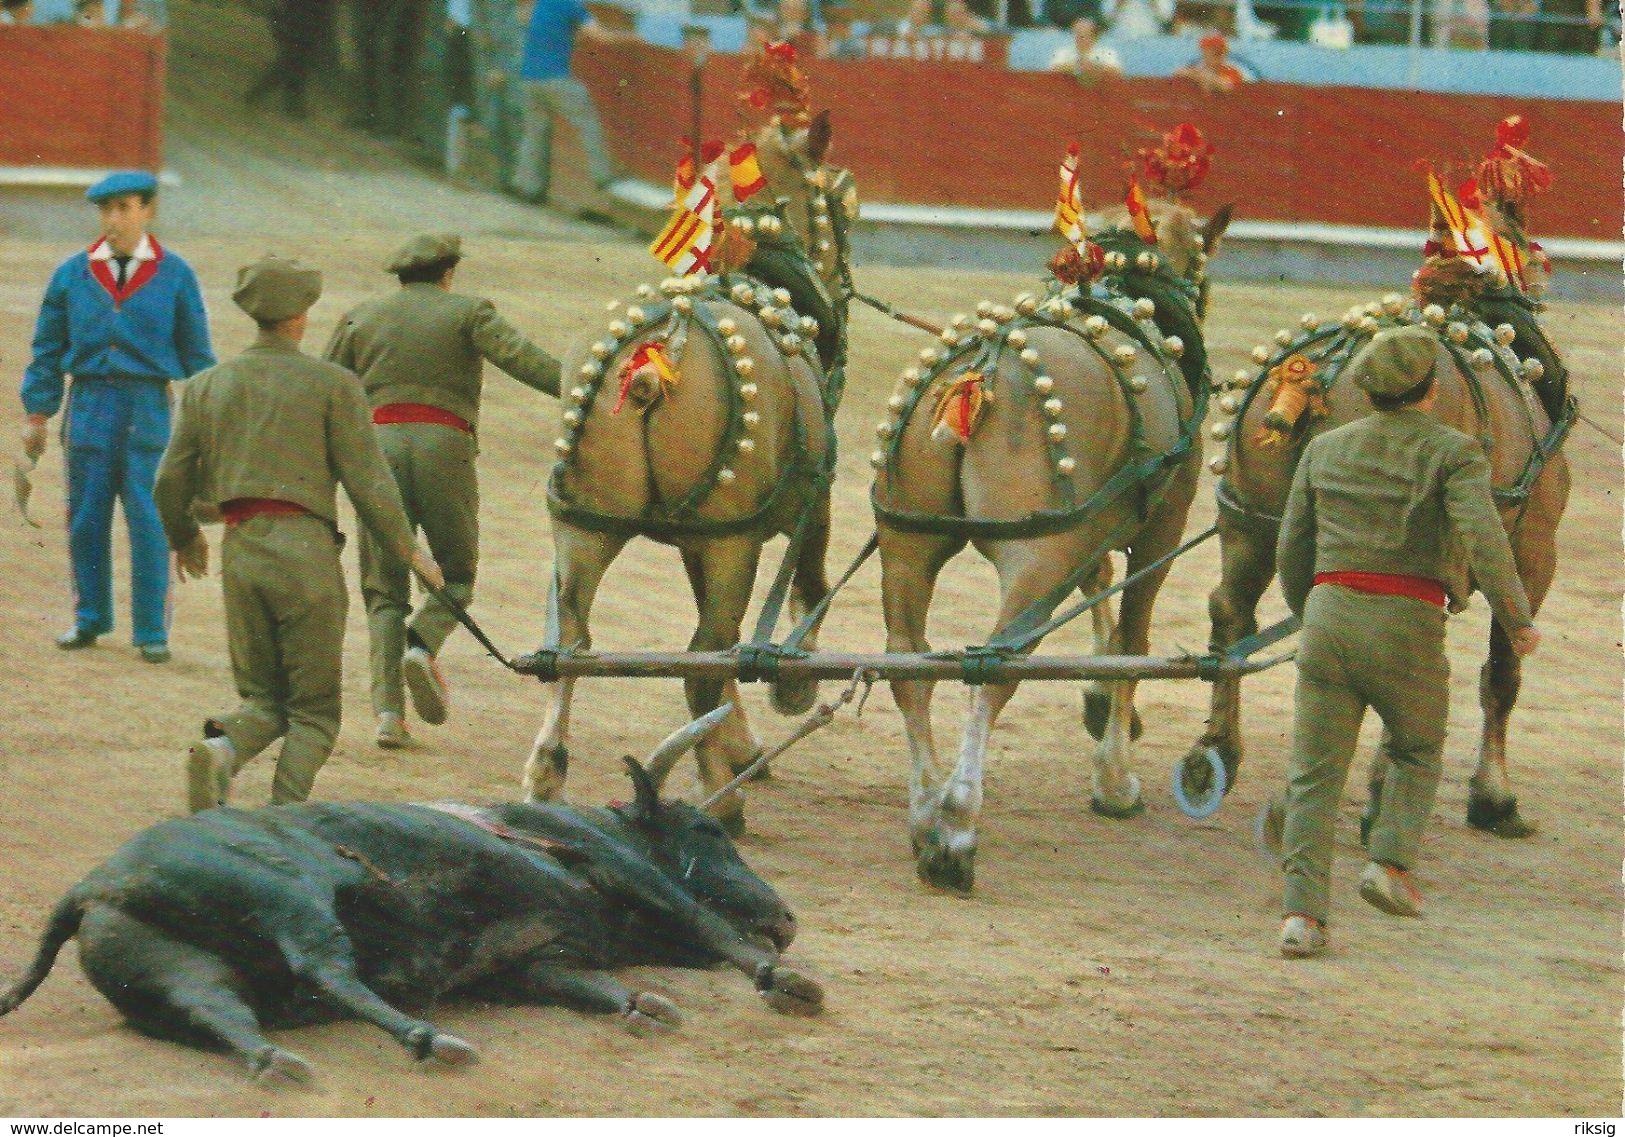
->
[0, 893, 85, 1017]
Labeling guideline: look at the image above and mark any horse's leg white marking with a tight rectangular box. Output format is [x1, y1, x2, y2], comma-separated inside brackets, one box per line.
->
[879, 534, 951, 843]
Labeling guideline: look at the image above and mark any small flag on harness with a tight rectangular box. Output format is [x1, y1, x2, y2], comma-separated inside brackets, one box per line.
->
[1426, 170, 1498, 279]
[1054, 142, 1087, 248]
[674, 138, 725, 197]
[1126, 178, 1157, 244]
[652, 159, 719, 275]
[729, 143, 768, 202]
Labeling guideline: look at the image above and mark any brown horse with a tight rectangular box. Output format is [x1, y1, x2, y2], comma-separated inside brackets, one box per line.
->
[872, 200, 1227, 891]
[523, 267, 834, 832]
[1185, 284, 1570, 838]
[520, 125, 855, 828]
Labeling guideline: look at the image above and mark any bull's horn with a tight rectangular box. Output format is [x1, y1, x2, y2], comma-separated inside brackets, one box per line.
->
[645, 703, 734, 789]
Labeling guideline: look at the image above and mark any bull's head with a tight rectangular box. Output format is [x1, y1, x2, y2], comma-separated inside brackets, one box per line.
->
[615, 756, 798, 953]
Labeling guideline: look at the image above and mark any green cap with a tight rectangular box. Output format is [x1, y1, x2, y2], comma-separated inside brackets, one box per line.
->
[385, 233, 462, 274]
[1349, 325, 1439, 398]
[232, 255, 322, 323]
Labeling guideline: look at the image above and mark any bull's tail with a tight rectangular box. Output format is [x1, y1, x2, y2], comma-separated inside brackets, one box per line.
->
[0, 894, 84, 1016]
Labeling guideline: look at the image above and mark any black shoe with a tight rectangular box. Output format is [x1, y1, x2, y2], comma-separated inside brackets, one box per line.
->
[56, 628, 99, 650]
[140, 644, 172, 664]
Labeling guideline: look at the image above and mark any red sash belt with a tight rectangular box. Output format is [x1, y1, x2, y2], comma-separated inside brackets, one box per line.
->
[372, 402, 472, 433]
[220, 498, 310, 527]
[1314, 570, 1446, 608]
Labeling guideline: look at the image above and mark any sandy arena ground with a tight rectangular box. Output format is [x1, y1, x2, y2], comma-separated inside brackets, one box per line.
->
[0, 4, 1620, 1117]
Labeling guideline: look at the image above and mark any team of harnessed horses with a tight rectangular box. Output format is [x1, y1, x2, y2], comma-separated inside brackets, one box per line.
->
[435, 109, 1576, 894]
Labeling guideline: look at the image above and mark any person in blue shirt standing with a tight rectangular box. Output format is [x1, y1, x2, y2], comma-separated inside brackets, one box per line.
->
[507, 0, 626, 203]
[19, 170, 215, 663]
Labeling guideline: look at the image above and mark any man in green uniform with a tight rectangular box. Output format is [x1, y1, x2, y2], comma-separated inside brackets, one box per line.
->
[155, 256, 445, 812]
[323, 233, 560, 749]
[1272, 325, 1540, 958]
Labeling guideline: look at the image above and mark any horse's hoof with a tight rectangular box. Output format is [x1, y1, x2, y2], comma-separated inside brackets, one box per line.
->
[771, 677, 820, 717]
[1083, 691, 1143, 742]
[622, 991, 683, 1036]
[253, 1046, 313, 1086]
[1467, 794, 1536, 838]
[914, 834, 976, 893]
[1091, 774, 1144, 819]
[427, 1033, 480, 1066]
[731, 750, 772, 782]
[1171, 747, 1227, 819]
[758, 963, 825, 1016]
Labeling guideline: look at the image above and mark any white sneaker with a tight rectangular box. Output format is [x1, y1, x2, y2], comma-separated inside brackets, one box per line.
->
[1359, 861, 1424, 918]
[1279, 914, 1328, 959]
[186, 737, 235, 814]
[375, 711, 410, 749]
[403, 646, 450, 726]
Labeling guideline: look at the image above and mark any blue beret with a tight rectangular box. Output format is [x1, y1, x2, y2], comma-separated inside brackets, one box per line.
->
[86, 170, 158, 204]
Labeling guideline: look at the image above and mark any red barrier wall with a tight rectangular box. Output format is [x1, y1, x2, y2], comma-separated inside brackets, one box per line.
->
[0, 27, 166, 170]
[580, 41, 1620, 240]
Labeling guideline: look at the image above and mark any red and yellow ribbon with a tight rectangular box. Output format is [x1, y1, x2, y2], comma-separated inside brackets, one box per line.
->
[931, 370, 990, 444]
[613, 342, 680, 414]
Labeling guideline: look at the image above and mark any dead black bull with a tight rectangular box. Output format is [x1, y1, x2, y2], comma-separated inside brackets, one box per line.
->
[0, 712, 822, 1083]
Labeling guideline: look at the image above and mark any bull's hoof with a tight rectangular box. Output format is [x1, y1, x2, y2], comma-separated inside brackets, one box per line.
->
[913, 833, 976, 894]
[253, 1046, 313, 1086]
[771, 677, 820, 717]
[426, 1033, 480, 1066]
[622, 991, 683, 1036]
[1171, 747, 1228, 819]
[1090, 774, 1144, 820]
[1467, 794, 1536, 838]
[757, 963, 825, 1016]
[1083, 691, 1144, 743]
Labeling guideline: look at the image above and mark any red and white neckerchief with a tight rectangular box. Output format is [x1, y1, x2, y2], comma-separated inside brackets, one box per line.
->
[89, 233, 163, 303]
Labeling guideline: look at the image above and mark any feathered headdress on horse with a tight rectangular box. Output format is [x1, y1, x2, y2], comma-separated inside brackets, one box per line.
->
[1476, 115, 1552, 212]
[739, 40, 812, 129]
[1137, 122, 1213, 201]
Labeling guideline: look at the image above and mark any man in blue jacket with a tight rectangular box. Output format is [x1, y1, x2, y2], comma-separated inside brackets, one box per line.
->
[507, 0, 625, 204]
[20, 170, 215, 663]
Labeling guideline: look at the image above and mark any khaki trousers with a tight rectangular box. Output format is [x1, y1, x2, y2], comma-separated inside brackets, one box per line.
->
[361, 422, 478, 717]
[214, 513, 347, 804]
[1281, 585, 1449, 923]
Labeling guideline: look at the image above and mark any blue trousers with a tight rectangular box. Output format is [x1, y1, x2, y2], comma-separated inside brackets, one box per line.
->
[62, 378, 173, 646]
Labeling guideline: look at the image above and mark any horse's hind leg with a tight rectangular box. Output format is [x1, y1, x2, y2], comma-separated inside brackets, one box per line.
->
[524, 523, 626, 802]
[682, 546, 763, 779]
[77, 905, 311, 1084]
[1096, 477, 1196, 818]
[686, 536, 765, 833]
[771, 492, 833, 717]
[1080, 560, 1141, 743]
[1180, 515, 1278, 791]
[879, 528, 958, 874]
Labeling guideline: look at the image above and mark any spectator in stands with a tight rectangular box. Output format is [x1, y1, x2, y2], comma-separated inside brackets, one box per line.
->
[1348, 0, 1409, 41]
[1101, 0, 1173, 38]
[1174, 33, 1251, 90]
[884, 0, 941, 34]
[1047, 16, 1123, 82]
[0, 0, 34, 23]
[1488, 0, 1535, 45]
[508, 0, 631, 204]
[1431, 0, 1489, 47]
[73, 0, 103, 24]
